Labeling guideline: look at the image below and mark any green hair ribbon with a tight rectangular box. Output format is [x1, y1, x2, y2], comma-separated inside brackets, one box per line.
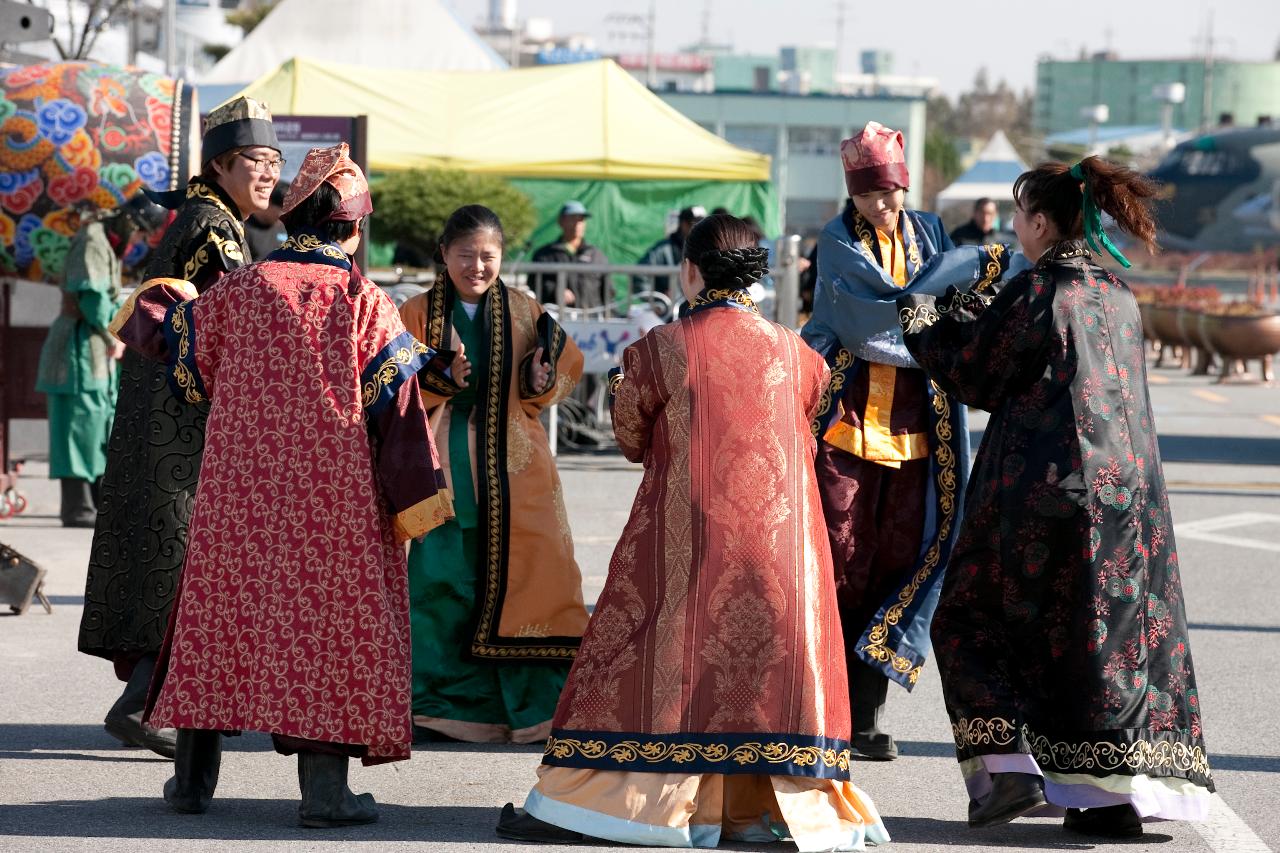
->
[1069, 161, 1132, 269]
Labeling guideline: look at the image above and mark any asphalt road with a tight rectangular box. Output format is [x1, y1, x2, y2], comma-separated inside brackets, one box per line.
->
[0, 368, 1277, 853]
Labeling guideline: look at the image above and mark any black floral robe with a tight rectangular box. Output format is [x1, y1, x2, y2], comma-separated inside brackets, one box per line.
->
[896, 241, 1212, 796]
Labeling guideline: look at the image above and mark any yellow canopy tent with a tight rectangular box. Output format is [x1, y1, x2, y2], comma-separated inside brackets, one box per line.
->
[231, 58, 776, 261]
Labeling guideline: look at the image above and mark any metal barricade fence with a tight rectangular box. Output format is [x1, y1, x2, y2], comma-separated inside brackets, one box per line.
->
[375, 240, 805, 454]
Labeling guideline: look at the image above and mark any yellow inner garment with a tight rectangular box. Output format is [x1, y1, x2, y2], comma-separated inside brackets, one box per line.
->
[823, 222, 929, 468]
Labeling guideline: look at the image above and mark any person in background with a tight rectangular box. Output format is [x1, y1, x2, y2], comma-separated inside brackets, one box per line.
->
[244, 180, 290, 260]
[399, 205, 589, 745]
[528, 201, 610, 309]
[949, 197, 999, 246]
[78, 96, 280, 760]
[36, 195, 166, 528]
[498, 214, 889, 849]
[635, 205, 705, 299]
[109, 142, 450, 826]
[896, 156, 1213, 837]
[802, 121, 964, 763]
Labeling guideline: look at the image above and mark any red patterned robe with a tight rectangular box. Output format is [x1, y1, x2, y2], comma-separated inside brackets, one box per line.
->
[525, 291, 888, 850]
[111, 237, 452, 763]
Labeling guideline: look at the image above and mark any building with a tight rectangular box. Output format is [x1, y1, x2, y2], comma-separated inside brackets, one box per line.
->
[657, 89, 926, 236]
[1035, 55, 1280, 136]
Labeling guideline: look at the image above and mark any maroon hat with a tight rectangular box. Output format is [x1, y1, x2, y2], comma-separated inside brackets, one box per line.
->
[840, 121, 910, 196]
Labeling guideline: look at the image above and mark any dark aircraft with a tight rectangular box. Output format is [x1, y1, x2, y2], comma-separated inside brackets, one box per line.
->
[1149, 127, 1280, 252]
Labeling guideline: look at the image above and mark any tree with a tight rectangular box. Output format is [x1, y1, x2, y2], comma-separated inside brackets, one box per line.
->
[27, 0, 130, 60]
[370, 169, 537, 263]
[225, 0, 279, 35]
[203, 0, 279, 61]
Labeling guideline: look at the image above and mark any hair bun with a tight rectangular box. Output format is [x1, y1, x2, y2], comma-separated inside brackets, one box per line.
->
[697, 246, 769, 289]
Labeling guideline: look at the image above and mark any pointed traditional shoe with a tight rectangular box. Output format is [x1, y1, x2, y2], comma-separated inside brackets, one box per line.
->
[104, 711, 178, 758]
[495, 802, 586, 844]
[1064, 805, 1144, 839]
[163, 729, 222, 814]
[853, 731, 899, 761]
[967, 772, 1046, 828]
[297, 752, 378, 828]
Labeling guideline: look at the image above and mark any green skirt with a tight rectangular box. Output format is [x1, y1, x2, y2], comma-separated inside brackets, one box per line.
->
[45, 388, 116, 480]
[408, 521, 569, 743]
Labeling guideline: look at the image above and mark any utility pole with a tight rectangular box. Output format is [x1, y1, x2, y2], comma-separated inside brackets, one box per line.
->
[1200, 10, 1215, 132]
[834, 0, 845, 76]
[646, 0, 656, 89]
[164, 0, 176, 76]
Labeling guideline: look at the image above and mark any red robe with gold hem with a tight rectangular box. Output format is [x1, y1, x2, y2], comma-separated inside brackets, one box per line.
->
[111, 238, 451, 763]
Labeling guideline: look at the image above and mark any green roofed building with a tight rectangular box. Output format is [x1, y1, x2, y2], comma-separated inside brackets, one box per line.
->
[1035, 55, 1280, 136]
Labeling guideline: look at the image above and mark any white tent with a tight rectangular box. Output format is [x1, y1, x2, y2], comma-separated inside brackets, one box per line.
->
[201, 0, 507, 84]
[935, 131, 1028, 212]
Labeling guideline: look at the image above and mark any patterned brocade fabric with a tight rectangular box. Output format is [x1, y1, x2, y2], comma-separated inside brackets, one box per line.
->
[79, 180, 248, 661]
[547, 304, 855, 778]
[899, 242, 1213, 793]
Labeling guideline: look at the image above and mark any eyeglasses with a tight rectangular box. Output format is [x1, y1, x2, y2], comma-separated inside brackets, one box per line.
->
[237, 153, 286, 175]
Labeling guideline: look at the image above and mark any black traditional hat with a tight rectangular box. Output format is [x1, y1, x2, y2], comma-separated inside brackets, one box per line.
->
[200, 95, 280, 164]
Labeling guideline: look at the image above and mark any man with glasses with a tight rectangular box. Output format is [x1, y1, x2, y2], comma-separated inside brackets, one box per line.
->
[79, 96, 281, 761]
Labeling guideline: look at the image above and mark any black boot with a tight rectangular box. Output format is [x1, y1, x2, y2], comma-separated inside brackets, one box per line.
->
[1064, 805, 1143, 839]
[967, 772, 1046, 828]
[849, 660, 897, 760]
[103, 655, 177, 758]
[163, 729, 222, 814]
[59, 478, 96, 527]
[297, 752, 378, 828]
[496, 802, 586, 844]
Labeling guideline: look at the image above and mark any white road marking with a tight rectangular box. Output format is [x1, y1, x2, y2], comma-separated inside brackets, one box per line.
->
[1193, 793, 1273, 853]
[1177, 512, 1280, 553]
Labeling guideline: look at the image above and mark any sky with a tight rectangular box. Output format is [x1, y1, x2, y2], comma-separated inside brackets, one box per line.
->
[447, 0, 1280, 97]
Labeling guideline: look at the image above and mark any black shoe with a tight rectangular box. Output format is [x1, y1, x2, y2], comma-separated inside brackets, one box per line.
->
[163, 729, 222, 814]
[297, 752, 378, 828]
[495, 802, 585, 844]
[59, 478, 97, 527]
[104, 711, 177, 758]
[968, 772, 1047, 828]
[853, 731, 899, 761]
[1064, 805, 1143, 839]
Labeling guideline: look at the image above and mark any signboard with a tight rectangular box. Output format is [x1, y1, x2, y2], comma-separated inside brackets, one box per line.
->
[615, 53, 712, 73]
[536, 48, 602, 66]
[260, 114, 369, 267]
[560, 318, 649, 375]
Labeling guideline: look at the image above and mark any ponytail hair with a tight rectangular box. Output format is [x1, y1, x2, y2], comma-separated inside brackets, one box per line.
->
[1013, 156, 1161, 255]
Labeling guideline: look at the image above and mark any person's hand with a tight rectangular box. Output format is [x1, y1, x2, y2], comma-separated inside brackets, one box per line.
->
[562, 288, 576, 306]
[450, 343, 471, 388]
[109, 339, 126, 361]
[528, 346, 552, 393]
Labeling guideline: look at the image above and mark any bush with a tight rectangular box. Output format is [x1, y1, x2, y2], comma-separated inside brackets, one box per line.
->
[370, 169, 537, 263]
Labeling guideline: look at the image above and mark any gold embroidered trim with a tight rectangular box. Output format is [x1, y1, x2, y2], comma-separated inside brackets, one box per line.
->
[857, 379, 956, 682]
[362, 340, 430, 409]
[952, 717, 1212, 779]
[108, 277, 198, 339]
[811, 348, 853, 437]
[170, 301, 205, 404]
[690, 287, 760, 313]
[607, 371, 625, 397]
[899, 303, 940, 333]
[186, 181, 244, 238]
[392, 490, 454, 543]
[182, 229, 244, 281]
[279, 233, 347, 260]
[545, 736, 853, 772]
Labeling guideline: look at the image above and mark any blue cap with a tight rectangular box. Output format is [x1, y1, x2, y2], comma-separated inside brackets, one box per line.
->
[560, 200, 590, 217]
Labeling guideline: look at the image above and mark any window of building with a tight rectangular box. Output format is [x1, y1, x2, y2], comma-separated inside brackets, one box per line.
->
[789, 126, 841, 157]
[724, 125, 777, 157]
